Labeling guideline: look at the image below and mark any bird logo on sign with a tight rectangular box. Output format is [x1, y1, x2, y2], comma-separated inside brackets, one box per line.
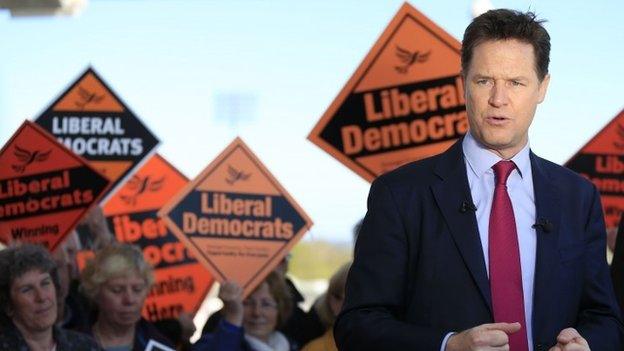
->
[394, 45, 430, 74]
[75, 86, 104, 110]
[226, 165, 251, 185]
[613, 124, 624, 150]
[120, 175, 165, 206]
[12, 145, 51, 173]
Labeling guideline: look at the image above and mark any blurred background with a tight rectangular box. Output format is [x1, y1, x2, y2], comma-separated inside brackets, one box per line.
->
[1, 0, 624, 341]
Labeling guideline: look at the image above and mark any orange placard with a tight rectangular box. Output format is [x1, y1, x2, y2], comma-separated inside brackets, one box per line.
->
[566, 108, 624, 228]
[102, 154, 214, 321]
[0, 121, 110, 251]
[159, 138, 313, 297]
[308, 2, 467, 182]
[34, 67, 159, 202]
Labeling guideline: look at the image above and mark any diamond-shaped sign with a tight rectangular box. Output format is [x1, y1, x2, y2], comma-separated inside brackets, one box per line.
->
[0, 121, 110, 251]
[102, 154, 214, 321]
[308, 3, 467, 182]
[34, 67, 159, 201]
[159, 138, 313, 297]
[566, 108, 624, 228]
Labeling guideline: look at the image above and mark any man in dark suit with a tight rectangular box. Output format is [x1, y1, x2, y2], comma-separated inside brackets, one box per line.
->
[335, 9, 623, 351]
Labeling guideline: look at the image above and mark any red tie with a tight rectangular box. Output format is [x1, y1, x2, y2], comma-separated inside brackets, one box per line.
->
[489, 161, 529, 351]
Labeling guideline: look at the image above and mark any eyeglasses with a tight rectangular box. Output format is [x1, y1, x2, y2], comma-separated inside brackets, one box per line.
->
[243, 299, 278, 311]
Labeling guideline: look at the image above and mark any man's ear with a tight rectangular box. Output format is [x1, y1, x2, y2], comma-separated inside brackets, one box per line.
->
[537, 74, 550, 104]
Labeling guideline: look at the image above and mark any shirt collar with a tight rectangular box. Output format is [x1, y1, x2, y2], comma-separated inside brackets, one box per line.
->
[462, 131, 531, 179]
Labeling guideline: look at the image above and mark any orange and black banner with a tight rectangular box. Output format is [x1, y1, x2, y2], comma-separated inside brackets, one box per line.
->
[0, 121, 110, 250]
[34, 67, 159, 202]
[308, 3, 465, 182]
[102, 154, 214, 321]
[565, 108, 624, 229]
[160, 138, 313, 297]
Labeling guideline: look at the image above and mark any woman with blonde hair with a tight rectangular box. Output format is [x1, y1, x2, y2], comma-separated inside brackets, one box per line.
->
[301, 262, 351, 351]
[81, 243, 174, 351]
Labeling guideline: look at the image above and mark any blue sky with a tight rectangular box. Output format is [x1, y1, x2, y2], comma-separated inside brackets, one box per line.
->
[1, 0, 623, 242]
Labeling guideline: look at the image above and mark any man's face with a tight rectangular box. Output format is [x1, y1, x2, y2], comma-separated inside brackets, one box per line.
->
[464, 39, 550, 158]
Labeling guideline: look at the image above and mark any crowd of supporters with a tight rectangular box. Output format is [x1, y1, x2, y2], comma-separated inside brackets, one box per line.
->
[0, 207, 351, 351]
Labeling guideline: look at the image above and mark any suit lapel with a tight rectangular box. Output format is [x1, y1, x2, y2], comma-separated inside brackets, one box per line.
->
[530, 153, 561, 329]
[430, 145, 562, 325]
[431, 140, 492, 315]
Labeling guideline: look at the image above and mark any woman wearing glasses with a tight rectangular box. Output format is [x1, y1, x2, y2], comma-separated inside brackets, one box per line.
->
[194, 272, 297, 351]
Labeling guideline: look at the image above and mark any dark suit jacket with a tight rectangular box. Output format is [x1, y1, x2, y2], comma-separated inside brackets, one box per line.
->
[611, 214, 624, 317]
[335, 139, 623, 351]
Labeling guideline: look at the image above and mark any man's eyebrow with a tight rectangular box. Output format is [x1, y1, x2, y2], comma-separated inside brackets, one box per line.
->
[471, 74, 530, 81]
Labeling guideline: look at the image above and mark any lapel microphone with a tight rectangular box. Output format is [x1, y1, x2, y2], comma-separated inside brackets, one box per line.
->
[460, 201, 477, 213]
[532, 218, 553, 233]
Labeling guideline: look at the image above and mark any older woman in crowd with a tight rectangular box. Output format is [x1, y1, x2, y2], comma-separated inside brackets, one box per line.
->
[194, 271, 296, 351]
[80, 243, 174, 351]
[0, 244, 101, 351]
[301, 262, 350, 351]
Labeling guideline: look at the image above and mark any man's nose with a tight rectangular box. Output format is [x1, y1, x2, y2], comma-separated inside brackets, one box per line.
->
[489, 82, 509, 107]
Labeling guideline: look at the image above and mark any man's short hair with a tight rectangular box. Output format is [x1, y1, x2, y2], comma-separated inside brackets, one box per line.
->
[461, 9, 551, 81]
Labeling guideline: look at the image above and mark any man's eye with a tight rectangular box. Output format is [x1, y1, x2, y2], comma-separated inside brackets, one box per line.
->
[19, 286, 32, 294]
[476, 79, 489, 85]
[510, 80, 523, 86]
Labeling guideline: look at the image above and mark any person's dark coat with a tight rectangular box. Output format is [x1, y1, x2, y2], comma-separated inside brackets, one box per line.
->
[0, 321, 101, 351]
[335, 139, 623, 351]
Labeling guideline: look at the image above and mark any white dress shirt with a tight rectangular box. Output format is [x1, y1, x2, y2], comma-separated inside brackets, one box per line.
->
[441, 132, 537, 351]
